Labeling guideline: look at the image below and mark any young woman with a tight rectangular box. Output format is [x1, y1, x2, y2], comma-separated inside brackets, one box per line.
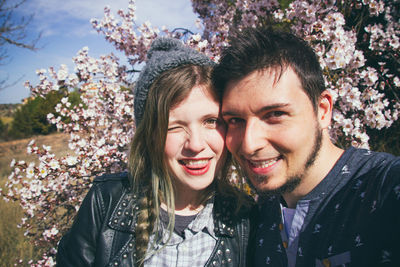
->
[56, 37, 253, 267]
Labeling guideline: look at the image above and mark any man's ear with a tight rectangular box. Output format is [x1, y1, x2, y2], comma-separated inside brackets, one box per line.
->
[318, 90, 333, 129]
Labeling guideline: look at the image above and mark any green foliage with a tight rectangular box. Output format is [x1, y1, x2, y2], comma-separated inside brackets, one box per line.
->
[9, 92, 60, 139]
[68, 90, 82, 106]
[8, 90, 82, 140]
[278, 0, 293, 9]
[368, 118, 400, 156]
[0, 119, 8, 141]
[0, 119, 6, 133]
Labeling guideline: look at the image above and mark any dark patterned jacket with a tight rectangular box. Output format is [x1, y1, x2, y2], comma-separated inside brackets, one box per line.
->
[253, 147, 400, 267]
[56, 172, 253, 266]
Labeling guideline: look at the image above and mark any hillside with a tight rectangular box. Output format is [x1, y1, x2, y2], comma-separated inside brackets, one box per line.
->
[0, 132, 71, 266]
[0, 103, 20, 118]
[0, 132, 71, 180]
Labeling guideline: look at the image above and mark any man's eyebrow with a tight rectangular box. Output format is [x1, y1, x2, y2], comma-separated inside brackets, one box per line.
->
[258, 103, 290, 113]
[221, 103, 290, 117]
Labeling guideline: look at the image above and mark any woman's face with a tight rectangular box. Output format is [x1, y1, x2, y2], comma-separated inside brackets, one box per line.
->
[164, 85, 226, 198]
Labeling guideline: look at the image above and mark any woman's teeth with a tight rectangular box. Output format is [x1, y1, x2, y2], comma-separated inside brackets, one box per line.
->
[180, 159, 209, 167]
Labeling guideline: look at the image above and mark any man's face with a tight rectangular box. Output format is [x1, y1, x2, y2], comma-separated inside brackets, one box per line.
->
[221, 67, 322, 195]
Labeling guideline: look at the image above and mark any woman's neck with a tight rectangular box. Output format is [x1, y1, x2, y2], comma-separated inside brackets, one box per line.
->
[160, 201, 204, 216]
[169, 183, 215, 215]
[175, 204, 205, 216]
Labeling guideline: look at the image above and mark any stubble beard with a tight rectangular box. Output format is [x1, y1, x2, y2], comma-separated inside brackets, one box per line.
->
[249, 126, 323, 198]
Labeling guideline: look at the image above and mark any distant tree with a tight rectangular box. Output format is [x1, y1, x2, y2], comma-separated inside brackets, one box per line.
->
[8, 89, 82, 139]
[0, 117, 8, 141]
[0, 0, 41, 89]
[9, 93, 59, 139]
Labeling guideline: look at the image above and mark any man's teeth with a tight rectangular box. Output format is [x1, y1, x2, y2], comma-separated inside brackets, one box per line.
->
[180, 159, 209, 166]
[250, 158, 278, 168]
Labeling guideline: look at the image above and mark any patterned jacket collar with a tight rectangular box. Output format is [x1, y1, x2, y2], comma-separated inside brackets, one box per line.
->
[108, 189, 238, 238]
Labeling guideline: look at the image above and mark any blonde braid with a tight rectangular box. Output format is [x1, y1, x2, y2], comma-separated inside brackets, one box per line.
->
[135, 188, 156, 267]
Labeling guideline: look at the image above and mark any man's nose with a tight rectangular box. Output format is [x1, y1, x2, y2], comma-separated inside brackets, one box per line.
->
[240, 119, 266, 156]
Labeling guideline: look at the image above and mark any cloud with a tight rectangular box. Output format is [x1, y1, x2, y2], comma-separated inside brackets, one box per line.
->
[135, 0, 197, 29]
[25, 0, 127, 20]
[20, 0, 198, 38]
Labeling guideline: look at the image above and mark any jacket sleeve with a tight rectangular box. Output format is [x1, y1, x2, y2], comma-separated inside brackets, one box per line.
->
[56, 183, 105, 267]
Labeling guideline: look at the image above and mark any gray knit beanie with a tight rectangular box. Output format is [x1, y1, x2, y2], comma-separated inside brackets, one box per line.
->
[133, 37, 214, 126]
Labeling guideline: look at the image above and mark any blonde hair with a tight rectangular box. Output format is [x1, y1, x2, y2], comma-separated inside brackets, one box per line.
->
[129, 64, 248, 266]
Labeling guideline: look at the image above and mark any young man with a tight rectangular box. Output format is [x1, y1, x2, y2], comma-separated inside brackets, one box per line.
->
[212, 27, 400, 267]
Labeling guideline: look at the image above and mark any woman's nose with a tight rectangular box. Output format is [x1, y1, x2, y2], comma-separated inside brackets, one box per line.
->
[184, 130, 206, 153]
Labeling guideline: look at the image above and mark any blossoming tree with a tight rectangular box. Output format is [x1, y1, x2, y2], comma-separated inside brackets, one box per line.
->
[1, 0, 399, 265]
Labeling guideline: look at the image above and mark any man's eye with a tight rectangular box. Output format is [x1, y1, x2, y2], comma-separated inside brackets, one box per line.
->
[261, 111, 287, 123]
[272, 111, 285, 117]
[265, 111, 286, 119]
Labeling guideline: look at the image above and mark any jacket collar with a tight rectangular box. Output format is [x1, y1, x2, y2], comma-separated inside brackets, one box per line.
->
[108, 190, 238, 238]
[213, 194, 237, 237]
[108, 188, 139, 233]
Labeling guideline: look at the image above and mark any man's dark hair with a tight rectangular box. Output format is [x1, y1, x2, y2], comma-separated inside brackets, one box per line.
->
[212, 27, 325, 110]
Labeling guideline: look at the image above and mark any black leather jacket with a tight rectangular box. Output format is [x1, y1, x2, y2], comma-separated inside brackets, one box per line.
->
[56, 173, 253, 266]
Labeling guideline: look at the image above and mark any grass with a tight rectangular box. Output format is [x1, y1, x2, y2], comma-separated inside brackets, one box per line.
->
[0, 133, 71, 179]
[0, 133, 71, 266]
[0, 193, 36, 266]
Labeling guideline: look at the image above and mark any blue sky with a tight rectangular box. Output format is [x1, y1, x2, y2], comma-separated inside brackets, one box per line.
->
[0, 0, 198, 104]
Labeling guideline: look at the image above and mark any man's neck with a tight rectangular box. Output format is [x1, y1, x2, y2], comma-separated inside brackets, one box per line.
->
[283, 140, 344, 208]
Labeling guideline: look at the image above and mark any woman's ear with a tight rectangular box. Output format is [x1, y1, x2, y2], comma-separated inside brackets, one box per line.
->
[318, 90, 333, 129]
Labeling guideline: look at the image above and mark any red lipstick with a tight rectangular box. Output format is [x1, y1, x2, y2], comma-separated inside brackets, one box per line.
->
[181, 159, 211, 175]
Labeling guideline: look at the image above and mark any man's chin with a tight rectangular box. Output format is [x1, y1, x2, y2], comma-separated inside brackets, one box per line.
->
[255, 176, 301, 198]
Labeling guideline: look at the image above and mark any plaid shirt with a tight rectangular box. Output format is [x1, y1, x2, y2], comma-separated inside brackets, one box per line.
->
[144, 198, 216, 266]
